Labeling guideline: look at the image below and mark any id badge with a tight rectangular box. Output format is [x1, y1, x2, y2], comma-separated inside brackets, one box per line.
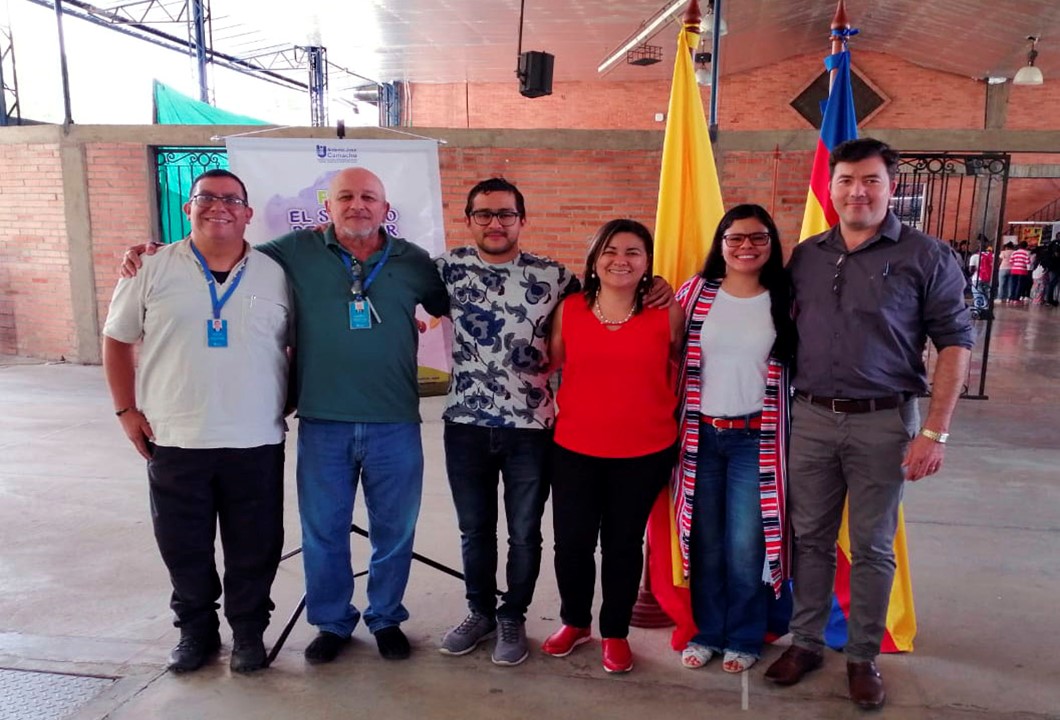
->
[206, 318, 228, 347]
[348, 300, 372, 330]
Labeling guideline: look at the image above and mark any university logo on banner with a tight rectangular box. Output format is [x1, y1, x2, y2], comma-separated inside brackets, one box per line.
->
[226, 137, 451, 390]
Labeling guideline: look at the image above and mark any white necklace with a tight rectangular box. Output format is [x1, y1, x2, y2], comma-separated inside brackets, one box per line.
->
[593, 298, 636, 326]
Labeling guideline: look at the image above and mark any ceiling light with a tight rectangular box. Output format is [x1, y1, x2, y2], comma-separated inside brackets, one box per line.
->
[597, 0, 688, 74]
[1013, 36, 1044, 86]
[694, 52, 712, 86]
[597, 0, 725, 75]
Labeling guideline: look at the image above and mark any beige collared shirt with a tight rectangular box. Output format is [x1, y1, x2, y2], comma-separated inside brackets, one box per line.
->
[103, 239, 291, 449]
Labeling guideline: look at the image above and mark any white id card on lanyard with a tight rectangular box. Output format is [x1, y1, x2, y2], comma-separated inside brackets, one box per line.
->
[190, 242, 247, 348]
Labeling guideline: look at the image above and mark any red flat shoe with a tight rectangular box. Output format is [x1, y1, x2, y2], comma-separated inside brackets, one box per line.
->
[541, 625, 591, 657]
[602, 638, 633, 673]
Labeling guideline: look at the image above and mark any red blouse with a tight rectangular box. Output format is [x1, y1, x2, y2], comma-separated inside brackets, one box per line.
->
[553, 297, 677, 458]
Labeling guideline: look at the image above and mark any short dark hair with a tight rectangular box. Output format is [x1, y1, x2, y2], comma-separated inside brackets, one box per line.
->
[699, 203, 795, 363]
[581, 218, 654, 314]
[829, 138, 900, 180]
[464, 177, 526, 218]
[189, 169, 249, 201]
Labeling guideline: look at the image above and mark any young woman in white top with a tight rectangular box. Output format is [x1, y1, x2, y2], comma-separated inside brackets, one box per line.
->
[672, 204, 796, 673]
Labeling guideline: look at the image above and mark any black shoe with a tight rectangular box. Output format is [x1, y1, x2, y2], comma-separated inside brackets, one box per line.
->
[231, 633, 267, 673]
[168, 633, 221, 673]
[305, 631, 351, 664]
[375, 626, 410, 660]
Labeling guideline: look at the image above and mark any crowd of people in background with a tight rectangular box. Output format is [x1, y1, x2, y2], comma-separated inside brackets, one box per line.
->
[965, 236, 1060, 307]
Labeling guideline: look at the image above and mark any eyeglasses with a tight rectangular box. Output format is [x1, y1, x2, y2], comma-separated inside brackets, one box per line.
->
[469, 210, 521, 227]
[833, 254, 847, 296]
[191, 193, 248, 208]
[722, 232, 771, 247]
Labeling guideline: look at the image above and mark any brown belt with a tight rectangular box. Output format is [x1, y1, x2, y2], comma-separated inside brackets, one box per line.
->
[701, 414, 762, 430]
[795, 391, 912, 414]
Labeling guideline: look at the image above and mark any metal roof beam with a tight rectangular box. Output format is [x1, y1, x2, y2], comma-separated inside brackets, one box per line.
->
[24, 0, 308, 92]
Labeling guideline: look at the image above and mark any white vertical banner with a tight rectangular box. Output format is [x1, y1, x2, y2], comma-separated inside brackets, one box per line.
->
[226, 137, 450, 389]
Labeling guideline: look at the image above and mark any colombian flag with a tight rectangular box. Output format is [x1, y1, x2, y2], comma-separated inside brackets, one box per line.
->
[801, 45, 918, 654]
[645, 0, 725, 651]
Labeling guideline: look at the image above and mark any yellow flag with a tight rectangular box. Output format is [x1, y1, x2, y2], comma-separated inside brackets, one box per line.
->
[653, 18, 725, 288]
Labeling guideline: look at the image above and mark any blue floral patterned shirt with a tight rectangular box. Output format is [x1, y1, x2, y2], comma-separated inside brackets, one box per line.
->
[437, 247, 579, 428]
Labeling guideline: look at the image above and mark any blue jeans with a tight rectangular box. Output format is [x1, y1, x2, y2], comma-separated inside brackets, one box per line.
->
[689, 423, 771, 656]
[999, 269, 1012, 300]
[443, 423, 550, 622]
[296, 419, 423, 636]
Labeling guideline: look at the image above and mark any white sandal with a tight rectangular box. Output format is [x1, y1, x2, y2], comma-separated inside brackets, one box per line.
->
[722, 650, 757, 673]
[681, 642, 714, 669]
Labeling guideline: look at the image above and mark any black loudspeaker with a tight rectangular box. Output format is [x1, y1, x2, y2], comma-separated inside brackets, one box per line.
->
[518, 51, 554, 98]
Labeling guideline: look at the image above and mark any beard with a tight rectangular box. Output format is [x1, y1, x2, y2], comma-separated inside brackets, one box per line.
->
[336, 223, 380, 242]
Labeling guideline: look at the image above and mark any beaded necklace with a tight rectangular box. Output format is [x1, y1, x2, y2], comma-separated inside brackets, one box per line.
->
[593, 298, 636, 326]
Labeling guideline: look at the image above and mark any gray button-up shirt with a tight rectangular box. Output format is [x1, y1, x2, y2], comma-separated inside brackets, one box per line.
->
[790, 212, 974, 399]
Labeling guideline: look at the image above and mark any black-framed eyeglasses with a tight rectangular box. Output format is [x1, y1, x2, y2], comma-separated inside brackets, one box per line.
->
[191, 193, 248, 208]
[469, 210, 521, 227]
[832, 253, 847, 296]
[722, 232, 771, 247]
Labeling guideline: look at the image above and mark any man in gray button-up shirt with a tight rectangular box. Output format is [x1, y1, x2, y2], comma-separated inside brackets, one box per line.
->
[765, 138, 973, 709]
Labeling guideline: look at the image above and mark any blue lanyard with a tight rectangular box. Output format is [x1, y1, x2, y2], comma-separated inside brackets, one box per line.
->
[189, 241, 248, 320]
[340, 238, 392, 297]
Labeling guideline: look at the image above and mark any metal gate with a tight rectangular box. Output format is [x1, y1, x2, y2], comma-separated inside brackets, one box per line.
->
[891, 152, 1011, 399]
[153, 147, 229, 244]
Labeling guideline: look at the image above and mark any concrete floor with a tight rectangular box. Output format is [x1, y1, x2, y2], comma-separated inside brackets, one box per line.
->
[1, 305, 1058, 720]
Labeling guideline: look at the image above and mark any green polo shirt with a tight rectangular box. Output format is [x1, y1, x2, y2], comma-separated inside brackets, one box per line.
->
[259, 226, 449, 423]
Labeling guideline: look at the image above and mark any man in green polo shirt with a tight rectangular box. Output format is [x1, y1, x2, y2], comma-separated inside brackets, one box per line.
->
[258, 168, 450, 663]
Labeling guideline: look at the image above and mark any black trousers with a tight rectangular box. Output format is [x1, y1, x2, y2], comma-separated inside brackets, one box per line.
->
[550, 442, 675, 638]
[147, 443, 285, 637]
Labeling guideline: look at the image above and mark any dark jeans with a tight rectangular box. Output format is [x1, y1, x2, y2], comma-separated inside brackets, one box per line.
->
[443, 422, 550, 622]
[1046, 270, 1060, 305]
[689, 424, 772, 657]
[550, 442, 675, 638]
[147, 443, 285, 638]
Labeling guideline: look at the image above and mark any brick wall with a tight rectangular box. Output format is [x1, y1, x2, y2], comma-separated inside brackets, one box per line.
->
[408, 51, 987, 132]
[1005, 85, 1060, 131]
[1004, 178, 1060, 225]
[86, 143, 155, 331]
[439, 147, 664, 270]
[0, 143, 76, 359]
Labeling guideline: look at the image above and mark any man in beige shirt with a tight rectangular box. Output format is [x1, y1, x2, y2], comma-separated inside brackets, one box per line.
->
[103, 169, 291, 674]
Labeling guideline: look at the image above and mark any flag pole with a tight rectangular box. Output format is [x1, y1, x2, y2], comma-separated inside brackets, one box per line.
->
[630, 0, 704, 630]
[829, 0, 850, 91]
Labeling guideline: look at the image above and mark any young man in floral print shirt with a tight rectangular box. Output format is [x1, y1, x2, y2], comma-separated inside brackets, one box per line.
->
[435, 178, 578, 666]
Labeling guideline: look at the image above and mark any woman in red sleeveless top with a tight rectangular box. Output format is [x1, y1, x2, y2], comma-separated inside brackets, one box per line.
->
[540, 219, 684, 673]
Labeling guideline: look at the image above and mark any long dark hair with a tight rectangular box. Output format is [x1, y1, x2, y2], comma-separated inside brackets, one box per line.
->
[582, 218, 654, 313]
[699, 203, 794, 363]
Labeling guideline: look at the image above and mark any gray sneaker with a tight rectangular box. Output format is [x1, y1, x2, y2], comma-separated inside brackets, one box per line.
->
[491, 618, 529, 666]
[439, 612, 496, 656]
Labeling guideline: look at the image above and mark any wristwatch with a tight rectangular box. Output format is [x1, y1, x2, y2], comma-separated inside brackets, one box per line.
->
[919, 428, 949, 444]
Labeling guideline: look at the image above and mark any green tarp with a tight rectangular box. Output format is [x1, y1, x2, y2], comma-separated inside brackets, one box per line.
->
[153, 80, 269, 125]
[152, 81, 270, 242]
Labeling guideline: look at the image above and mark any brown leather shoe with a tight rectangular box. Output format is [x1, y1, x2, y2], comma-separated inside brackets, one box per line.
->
[764, 645, 824, 685]
[848, 660, 886, 709]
